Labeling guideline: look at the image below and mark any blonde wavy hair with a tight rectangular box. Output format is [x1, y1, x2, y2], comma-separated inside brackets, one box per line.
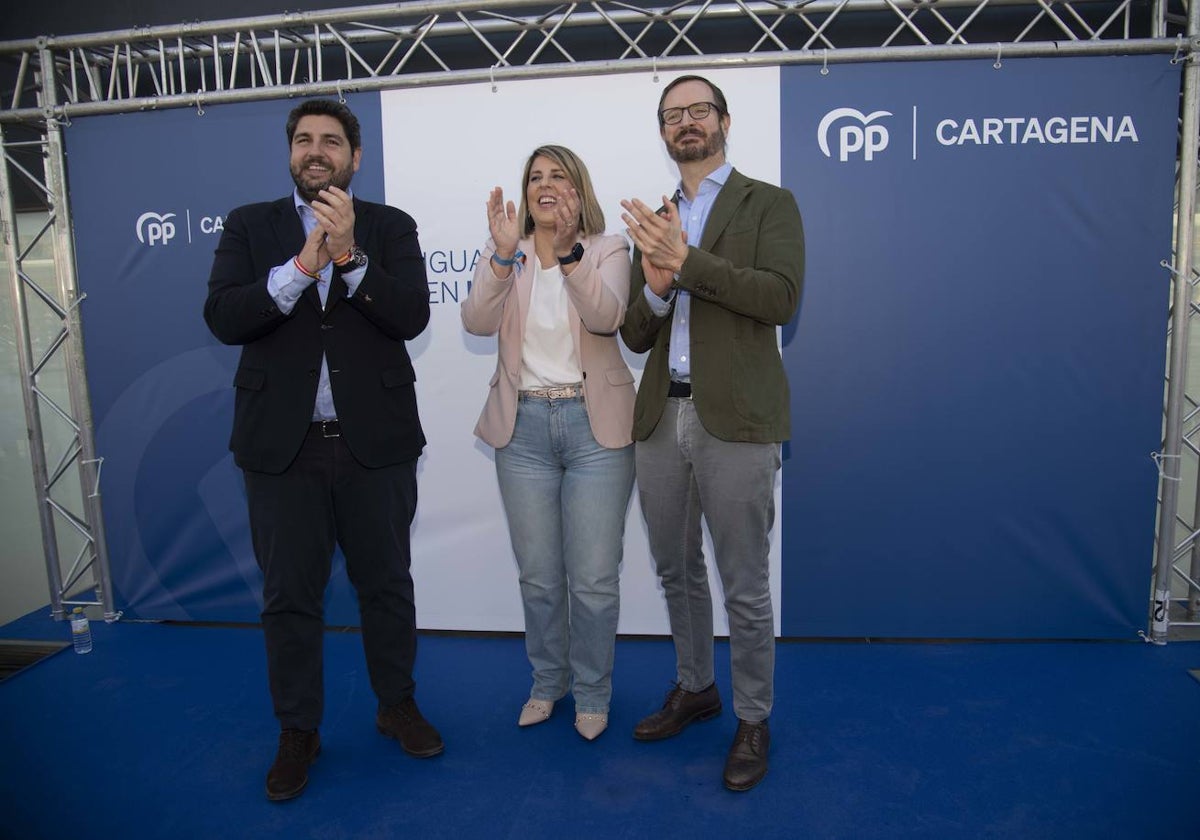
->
[517, 144, 606, 237]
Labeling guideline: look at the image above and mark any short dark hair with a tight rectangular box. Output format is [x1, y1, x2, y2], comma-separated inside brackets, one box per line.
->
[285, 99, 362, 150]
[657, 75, 729, 126]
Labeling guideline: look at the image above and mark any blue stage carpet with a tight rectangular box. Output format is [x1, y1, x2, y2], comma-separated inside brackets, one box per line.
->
[1, 611, 1198, 839]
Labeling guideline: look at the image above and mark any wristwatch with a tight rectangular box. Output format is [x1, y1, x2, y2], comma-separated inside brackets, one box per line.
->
[334, 244, 368, 272]
[557, 242, 585, 266]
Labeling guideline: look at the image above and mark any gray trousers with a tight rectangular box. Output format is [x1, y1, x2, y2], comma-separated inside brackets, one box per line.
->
[635, 397, 779, 722]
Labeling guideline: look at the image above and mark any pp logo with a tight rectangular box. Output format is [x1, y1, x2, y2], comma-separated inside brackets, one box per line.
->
[818, 108, 893, 162]
[135, 211, 177, 246]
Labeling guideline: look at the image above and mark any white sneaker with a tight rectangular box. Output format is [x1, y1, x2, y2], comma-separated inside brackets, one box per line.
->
[574, 712, 608, 741]
[518, 698, 554, 727]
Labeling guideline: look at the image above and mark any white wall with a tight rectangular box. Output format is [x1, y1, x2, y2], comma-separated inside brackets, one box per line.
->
[383, 68, 784, 634]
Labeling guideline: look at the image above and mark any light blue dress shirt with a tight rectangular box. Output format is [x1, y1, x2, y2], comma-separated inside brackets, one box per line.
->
[642, 162, 733, 382]
[266, 189, 368, 421]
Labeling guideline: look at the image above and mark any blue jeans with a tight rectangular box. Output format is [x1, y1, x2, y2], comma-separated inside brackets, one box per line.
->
[495, 394, 634, 714]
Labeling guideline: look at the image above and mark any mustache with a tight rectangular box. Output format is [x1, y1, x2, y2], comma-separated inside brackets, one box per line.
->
[673, 127, 705, 141]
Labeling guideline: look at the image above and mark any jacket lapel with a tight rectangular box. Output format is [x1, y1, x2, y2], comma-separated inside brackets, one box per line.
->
[271, 195, 306, 255]
[699, 169, 750, 252]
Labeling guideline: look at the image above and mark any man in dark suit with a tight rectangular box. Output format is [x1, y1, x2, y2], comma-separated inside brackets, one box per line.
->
[620, 75, 805, 791]
[204, 98, 441, 802]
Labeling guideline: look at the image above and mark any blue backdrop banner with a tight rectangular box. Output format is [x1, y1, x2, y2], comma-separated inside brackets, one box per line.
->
[65, 57, 1178, 638]
[779, 55, 1178, 637]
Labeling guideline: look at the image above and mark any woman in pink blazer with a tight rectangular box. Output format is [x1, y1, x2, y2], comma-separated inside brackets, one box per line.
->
[462, 145, 635, 740]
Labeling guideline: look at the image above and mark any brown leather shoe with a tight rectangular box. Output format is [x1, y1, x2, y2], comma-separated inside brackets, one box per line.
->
[376, 696, 444, 757]
[633, 683, 722, 741]
[723, 719, 770, 791]
[265, 729, 320, 802]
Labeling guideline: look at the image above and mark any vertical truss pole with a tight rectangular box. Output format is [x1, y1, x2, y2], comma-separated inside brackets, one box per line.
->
[0, 123, 68, 620]
[37, 46, 117, 621]
[1188, 1, 1200, 622]
[1154, 0, 1200, 642]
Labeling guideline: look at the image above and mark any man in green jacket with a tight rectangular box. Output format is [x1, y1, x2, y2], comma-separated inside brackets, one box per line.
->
[620, 74, 805, 792]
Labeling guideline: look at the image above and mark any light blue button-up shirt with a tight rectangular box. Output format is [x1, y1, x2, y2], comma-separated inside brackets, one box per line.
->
[642, 162, 733, 382]
[266, 189, 368, 421]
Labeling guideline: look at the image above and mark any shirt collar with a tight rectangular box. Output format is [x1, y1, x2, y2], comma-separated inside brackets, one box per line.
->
[675, 161, 733, 202]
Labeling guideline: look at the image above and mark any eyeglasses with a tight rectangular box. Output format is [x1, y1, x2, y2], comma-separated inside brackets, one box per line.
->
[659, 101, 719, 125]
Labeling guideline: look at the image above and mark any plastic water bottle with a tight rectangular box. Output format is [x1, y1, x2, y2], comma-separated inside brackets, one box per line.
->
[70, 607, 92, 654]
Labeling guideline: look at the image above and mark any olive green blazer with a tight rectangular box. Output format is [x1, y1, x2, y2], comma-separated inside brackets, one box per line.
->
[620, 168, 805, 443]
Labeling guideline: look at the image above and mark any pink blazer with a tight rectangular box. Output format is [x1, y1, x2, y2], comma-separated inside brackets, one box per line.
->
[461, 233, 635, 450]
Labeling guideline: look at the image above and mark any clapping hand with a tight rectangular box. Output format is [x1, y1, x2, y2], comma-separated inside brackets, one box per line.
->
[298, 223, 331, 277]
[622, 196, 687, 277]
[551, 187, 582, 257]
[313, 186, 356, 262]
[623, 196, 688, 297]
[487, 187, 520, 260]
[640, 228, 687, 298]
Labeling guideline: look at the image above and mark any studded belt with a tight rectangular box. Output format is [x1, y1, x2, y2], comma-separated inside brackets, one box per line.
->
[520, 383, 583, 400]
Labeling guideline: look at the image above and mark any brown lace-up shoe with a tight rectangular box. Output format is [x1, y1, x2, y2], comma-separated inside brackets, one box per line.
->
[633, 683, 722, 741]
[376, 696, 444, 757]
[265, 729, 320, 802]
[723, 719, 770, 791]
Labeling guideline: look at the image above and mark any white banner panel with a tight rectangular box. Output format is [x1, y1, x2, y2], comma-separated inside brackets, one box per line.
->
[382, 69, 783, 633]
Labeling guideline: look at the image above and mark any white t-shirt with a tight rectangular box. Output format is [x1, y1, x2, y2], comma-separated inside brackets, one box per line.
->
[520, 258, 582, 388]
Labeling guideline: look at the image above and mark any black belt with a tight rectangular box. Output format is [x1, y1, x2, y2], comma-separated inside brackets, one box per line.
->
[667, 381, 692, 398]
[312, 419, 341, 438]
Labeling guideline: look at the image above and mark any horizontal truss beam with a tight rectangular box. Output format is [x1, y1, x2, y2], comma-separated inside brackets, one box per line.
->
[1, 0, 1189, 125]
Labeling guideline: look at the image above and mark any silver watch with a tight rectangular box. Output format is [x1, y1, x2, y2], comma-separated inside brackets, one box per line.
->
[337, 244, 368, 271]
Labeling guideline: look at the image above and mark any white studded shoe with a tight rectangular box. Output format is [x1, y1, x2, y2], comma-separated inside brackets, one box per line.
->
[518, 698, 554, 727]
[574, 712, 608, 741]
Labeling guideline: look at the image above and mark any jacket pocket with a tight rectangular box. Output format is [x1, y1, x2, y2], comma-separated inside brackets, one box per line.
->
[233, 366, 265, 391]
[382, 366, 417, 388]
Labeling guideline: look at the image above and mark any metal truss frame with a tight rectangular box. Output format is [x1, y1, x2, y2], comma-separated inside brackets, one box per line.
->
[0, 0, 1197, 634]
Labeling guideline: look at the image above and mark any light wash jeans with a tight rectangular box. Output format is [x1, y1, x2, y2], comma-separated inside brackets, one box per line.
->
[496, 393, 634, 714]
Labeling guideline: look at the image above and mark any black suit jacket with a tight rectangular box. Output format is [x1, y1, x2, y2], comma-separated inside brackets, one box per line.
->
[204, 195, 430, 474]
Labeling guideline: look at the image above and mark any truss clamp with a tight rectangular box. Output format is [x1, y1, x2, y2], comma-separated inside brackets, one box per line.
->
[1152, 451, 1181, 481]
[82, 456, 104, 499]
[1170, 35, 1200, 65]
[1161, 258, 1200, 286]
[42, 105, 70, 128]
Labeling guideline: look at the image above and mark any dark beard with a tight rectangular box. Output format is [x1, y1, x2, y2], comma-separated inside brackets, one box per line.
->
[290, 158, 354, 203]
[668, 125, 725, 163]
